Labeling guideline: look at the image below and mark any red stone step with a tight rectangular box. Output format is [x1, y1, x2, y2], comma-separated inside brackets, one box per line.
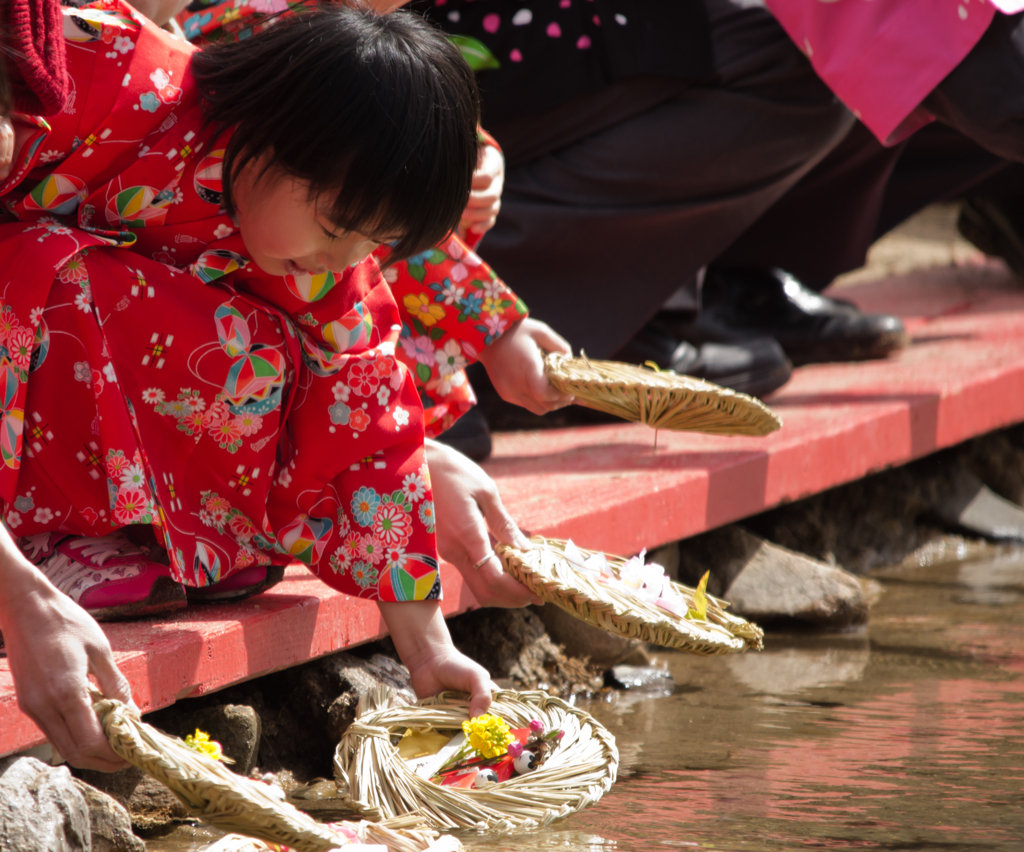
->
[3, 260, 1023, 758]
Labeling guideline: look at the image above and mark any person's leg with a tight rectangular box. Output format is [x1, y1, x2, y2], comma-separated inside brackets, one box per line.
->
[480, 0, 853, 360]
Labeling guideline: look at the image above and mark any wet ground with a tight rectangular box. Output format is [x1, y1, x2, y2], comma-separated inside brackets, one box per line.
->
[148, 543, 1024, 852]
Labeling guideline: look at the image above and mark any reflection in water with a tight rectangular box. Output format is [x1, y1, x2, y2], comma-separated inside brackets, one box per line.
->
[149, 549, 1024, 852]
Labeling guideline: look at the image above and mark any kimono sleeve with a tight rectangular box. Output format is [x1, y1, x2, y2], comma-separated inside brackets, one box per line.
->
[384, 234, 529, 437]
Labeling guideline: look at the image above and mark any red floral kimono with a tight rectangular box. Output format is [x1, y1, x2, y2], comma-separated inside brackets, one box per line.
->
[0, 0, 455, 601]
[178, 0, 529, 437]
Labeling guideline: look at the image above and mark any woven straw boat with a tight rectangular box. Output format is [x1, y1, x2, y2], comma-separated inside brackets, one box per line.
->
[545, 352, 782, 436]
[498, 537, 764, 655]
[334, 686, 618, 833]
[93, 693, 462, 852]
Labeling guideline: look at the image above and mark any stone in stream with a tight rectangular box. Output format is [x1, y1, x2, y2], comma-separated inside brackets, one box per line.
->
[677, 525, 871, 628]
[74, 780, 146, 852]
[0, 756, 91, 852]
[932, 467, 1024, 541]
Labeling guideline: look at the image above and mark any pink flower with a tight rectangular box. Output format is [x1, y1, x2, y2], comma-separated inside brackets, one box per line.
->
[400, 335, 436, 367]
[358, 533, 384, 565]
[484, 315, 508, 338]
[58, 253, 88, 284]
[114, 488, 149, 524]
[205, 494, 231, 514]
[229, 515, 256, 541]
[374, 352, 394, 379]
[7, 326, 34, 370]
[234, 413, 263, 436]
[106, 450, 129, 479]
[348, 360, 380, 397]
[342, 532, 363, 562]
[372, 503, 413, 549]
[202, 399, 230, 427]
[483, 13, 500, 32]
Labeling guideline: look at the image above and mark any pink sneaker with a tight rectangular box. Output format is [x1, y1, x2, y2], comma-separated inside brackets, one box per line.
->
[23, 532, 187, 621]
[187, 564, 286, 604]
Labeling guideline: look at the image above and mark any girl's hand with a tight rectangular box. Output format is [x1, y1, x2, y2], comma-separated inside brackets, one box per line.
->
[377, 600, 497, 717]
[477, 317, 575, 415]
[0, 526, 133, 771]
[459, 143, 504, 240]
[0, 115, 15, 182]
[425, 439, 540, 608]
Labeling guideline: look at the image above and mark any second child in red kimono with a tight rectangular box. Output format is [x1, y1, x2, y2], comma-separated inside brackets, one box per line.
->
[0, 1, 495, 711]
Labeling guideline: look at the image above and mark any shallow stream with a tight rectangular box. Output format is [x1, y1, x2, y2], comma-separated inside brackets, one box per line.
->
[149, 547, 1024, 851]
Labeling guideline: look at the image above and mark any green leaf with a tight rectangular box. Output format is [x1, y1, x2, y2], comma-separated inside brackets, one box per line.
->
[448, 35, 501, 72]
[408, 264, 426, 282]
[514, 298, 528, 315]
[416, 363, 432, 384]
[412, 318, 427, 336]
[687, 571, 709, 621]
[428, 249, 448, 265]
[429, 326, 445, 341]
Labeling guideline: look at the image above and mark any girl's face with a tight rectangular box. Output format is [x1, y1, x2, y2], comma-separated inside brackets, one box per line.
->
[233, 158, 393, 279]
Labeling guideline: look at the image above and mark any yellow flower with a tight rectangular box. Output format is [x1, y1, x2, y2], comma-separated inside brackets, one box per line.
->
[462, 714, 513, 759]
[481, 296, 503, 317]
[184, 729, 224, 762]
[403, 293, 446, 328]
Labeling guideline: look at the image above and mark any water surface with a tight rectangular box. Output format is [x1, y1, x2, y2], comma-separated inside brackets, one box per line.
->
[150, 548, 1024, 851]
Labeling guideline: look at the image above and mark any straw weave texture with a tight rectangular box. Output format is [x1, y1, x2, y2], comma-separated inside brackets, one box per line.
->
[545, 352, 782, 436]
[93, 694, 455, 852]
[498, 537, 764, 654]
[334, 687, 618, 832]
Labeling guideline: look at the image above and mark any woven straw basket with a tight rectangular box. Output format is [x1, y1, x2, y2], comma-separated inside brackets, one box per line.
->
[498, 537, 764, 655]
[334, 686, 618, 833]
[545, 352, 782, 436]
[93, 693, 461, 852]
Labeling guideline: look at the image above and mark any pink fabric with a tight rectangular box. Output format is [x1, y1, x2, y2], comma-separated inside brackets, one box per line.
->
[766, 0, 998, 145]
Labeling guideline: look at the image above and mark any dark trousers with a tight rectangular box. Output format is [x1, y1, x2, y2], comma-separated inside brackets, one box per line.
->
[481, 4, 1024, 358]
[480, 0, 853, 358]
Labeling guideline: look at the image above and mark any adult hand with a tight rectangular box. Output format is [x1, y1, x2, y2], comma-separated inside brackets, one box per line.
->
[425, 439, 541, 608]
[0, 532, 132, 772]
[477, 317, 574, 415]
[0, 115, 15, 183]
[459, 142, 504, 240]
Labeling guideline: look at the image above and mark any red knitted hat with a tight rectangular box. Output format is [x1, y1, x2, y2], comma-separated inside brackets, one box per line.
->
[2, 0, 69, 115]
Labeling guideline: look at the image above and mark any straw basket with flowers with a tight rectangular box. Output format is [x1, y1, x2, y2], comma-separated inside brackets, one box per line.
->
[92, 692, 463, 852]
[498, 536, 764, 655]
[334, 686, 618, 832]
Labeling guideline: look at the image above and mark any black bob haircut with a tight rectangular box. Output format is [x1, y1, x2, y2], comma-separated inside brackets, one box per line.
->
[191, 6, 480, 264]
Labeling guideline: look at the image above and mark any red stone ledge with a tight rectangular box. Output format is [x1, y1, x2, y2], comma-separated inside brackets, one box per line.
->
[3, 261, 1023, 757]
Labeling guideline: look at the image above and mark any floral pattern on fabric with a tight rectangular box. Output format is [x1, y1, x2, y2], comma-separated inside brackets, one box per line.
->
[0, 1, 440, 602]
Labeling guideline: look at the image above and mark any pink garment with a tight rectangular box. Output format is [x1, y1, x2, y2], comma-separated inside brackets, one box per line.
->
[766, 0, 998, 145]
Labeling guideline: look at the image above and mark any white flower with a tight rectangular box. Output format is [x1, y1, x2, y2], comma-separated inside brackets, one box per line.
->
[378, 341, 395, 357]
[213, 223, 234, 239]
[113, 35, 135, 54]
[141, 388, 165, 404]
[74, 288, 92, 313]
[6, 511, 21, 529]
[376, 385, 390, 407]
[393, 406, 410, 428]
[401, 472, 427, 503]
[103, 363, 118, 384]
[277, 466, 293, 488]
[436, 281, 465, 306]
[38, 149, 64, 164]
[29, 307, 44, 326]
[120, 464, 146, 488]
[434, 339, 467, 377]
[332, 381, 351, 403]
[33, 507, 53, 524]
[382, 267, 398, 284]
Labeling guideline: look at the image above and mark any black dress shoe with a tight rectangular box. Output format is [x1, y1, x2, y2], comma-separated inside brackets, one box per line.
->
[681, 267, 909, 366]
[958, 196, 1024, 281]
[615, 323, 792, 399]
[435, 406, 493, 461]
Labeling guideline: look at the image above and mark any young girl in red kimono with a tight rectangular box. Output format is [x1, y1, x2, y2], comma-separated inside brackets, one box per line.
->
[1, 0, 494, 711]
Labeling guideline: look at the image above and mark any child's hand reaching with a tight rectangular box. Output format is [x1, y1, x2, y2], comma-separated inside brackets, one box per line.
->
[458, 142, 504, 241]
[477, 317, 575, 415]
[378, 600, 497, 718]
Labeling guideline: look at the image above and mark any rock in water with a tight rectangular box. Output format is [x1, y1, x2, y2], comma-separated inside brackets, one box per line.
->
[0, 756, 91, 852]
[74, 781, 145, 852]
[678, 525, 870, 628]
